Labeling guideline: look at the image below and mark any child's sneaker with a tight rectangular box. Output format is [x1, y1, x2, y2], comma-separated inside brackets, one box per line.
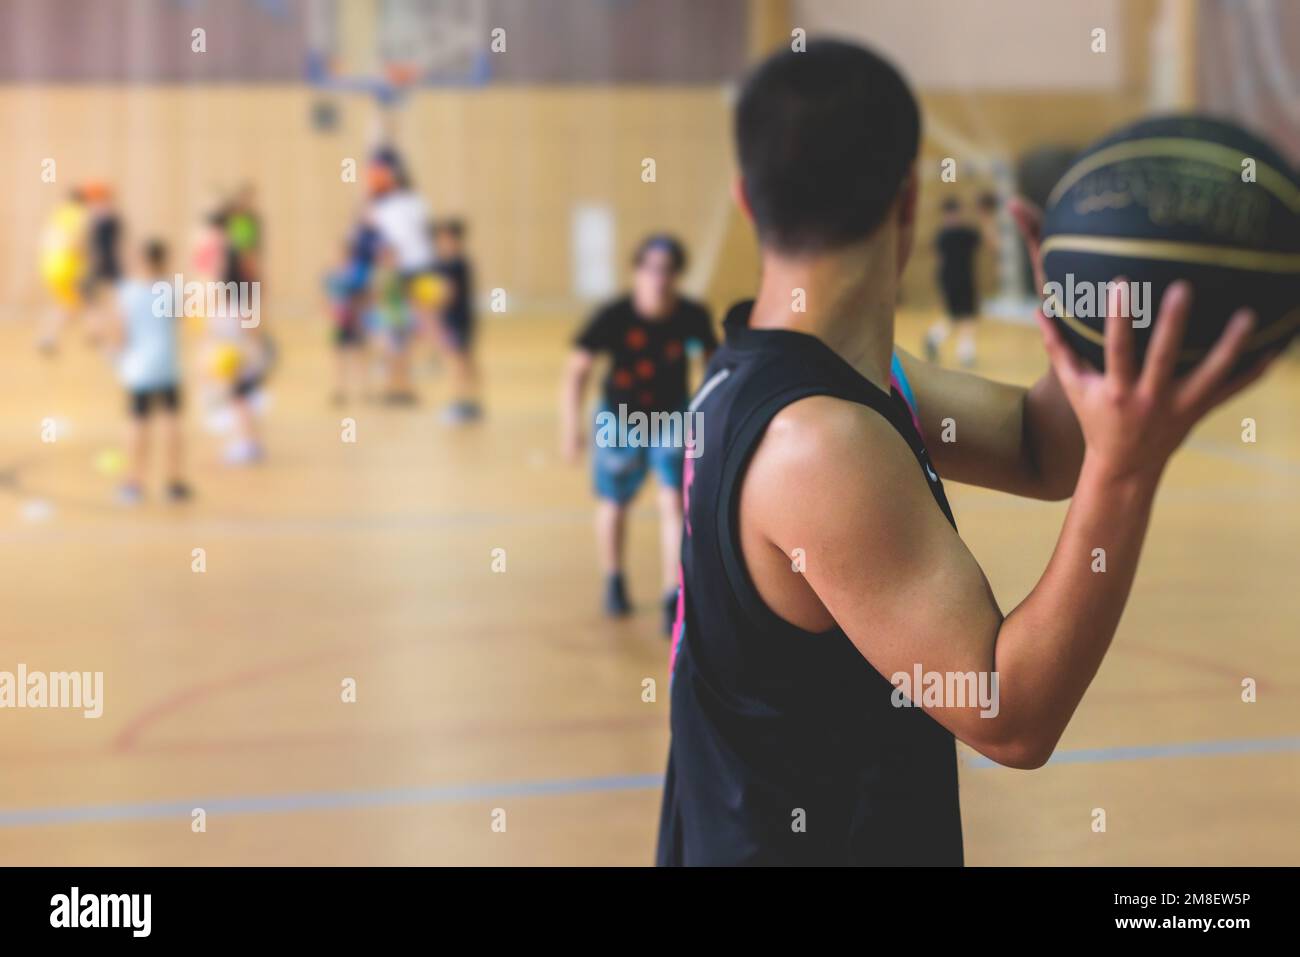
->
[604, 573, 631, 618]
[439, 400, 482, 426]
[223, 440, 264, 466]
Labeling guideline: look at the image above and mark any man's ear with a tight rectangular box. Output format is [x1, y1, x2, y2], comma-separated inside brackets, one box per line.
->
[896, 166, 919, 228]
[895, 165, 919, 274]
[731, 175, 754, 224]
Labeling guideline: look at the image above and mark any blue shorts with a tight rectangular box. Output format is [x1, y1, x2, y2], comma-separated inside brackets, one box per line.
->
[591, 408, 686, 504]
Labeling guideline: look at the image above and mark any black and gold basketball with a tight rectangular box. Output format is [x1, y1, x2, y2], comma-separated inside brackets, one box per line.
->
[1041, 115, 1300, 372]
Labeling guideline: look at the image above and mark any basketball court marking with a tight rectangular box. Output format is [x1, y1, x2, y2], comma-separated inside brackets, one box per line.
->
[962, 734, 1300, 769]
[0, 292, 1292, 866]
[3, 733, 1298, 830]
[1, 449, 1295, 546]
[1186, 437, 1300, 477]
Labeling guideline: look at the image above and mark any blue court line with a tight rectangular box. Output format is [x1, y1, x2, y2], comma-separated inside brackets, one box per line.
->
[963, 734, 1300, 769]
[1185, 438, 1300, 478]
[3, 736, 1297, 829]
[0, 773, 665, 829]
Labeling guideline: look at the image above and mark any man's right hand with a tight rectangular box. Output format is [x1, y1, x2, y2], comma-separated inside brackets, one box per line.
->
[1037, 279, 1273, 484]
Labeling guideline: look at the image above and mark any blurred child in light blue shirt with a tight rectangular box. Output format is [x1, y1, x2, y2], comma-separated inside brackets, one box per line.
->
[113, 238, 190, 504]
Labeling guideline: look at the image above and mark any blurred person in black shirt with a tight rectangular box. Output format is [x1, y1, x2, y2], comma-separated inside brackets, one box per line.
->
[432, 219, 480, 424]
[923, 196, 995, 368]
[559, 235, 717, 632]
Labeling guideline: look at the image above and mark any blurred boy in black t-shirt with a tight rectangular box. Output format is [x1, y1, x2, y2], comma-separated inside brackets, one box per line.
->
[560, 235, 717, 631]
[923, 195, 997, 368]
[432, 219, 480, 424]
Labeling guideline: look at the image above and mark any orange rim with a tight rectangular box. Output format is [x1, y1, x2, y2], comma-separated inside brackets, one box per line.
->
[382, 62, 421, 88]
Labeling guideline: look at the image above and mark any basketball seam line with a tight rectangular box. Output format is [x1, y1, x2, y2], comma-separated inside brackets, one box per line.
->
[1041, 234, 1300, 272]
[1046, 137, 1300, 213]
[1049, 302, 1300, 354]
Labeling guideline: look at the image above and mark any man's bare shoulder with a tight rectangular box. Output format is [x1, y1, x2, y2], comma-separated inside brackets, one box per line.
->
[759, 394, 913, 470]
[744, 395, 928, 545]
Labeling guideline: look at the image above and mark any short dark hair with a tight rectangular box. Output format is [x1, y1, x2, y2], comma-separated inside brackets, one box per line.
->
[735, 39, 920, 253]
[435, 218, 466, 240]
[143, 238, 168, 270]
[371, 147, 411, 190]
[633, 234, 687, 273]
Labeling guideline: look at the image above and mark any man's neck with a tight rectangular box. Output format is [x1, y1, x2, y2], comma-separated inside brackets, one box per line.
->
[748, 236, 897, 392]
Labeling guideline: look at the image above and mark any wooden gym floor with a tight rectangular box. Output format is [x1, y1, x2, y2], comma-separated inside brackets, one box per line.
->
[0, 308, 1296, 865]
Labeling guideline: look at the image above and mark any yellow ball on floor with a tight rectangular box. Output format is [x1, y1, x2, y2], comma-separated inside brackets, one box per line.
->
[411, 273, 449, 309]
[208, 342, 243, 382]
[93, 448, 125, 477]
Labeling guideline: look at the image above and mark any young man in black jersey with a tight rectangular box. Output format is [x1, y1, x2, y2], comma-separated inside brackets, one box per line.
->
[923, 196, 997, 367]
[560, 236, 716, 633]
[656, 40, 1273, 865]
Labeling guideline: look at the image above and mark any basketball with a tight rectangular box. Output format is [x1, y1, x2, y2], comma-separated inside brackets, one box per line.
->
[410, 272, 448, 308]
[93, 447, 126, 477]
[1041, 114, 1300, 373]
[207, 341, 243, 382]
[40, 249, 82, 305]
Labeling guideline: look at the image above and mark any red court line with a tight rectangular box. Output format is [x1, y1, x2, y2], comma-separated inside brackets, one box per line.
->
[1122, 640, 1283, 694]
[112, 648, 340, 752]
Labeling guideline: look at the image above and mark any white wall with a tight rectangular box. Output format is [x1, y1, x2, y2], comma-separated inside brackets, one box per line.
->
[793, 0, 1126, 91]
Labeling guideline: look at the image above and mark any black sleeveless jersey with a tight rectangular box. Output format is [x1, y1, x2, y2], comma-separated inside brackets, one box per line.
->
[656, 319, 964, 866]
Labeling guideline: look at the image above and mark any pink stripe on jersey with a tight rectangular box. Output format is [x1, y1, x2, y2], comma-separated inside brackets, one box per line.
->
[669, 454, 695, 674]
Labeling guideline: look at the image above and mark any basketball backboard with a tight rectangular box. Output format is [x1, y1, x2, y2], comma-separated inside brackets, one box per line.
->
[305, 0, 491, 97]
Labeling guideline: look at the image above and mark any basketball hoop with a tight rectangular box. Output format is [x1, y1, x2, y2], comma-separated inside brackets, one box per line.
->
[383, 61, 422, 88]
[378, 61, 422, 106]
[306, 0, 490, 98]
